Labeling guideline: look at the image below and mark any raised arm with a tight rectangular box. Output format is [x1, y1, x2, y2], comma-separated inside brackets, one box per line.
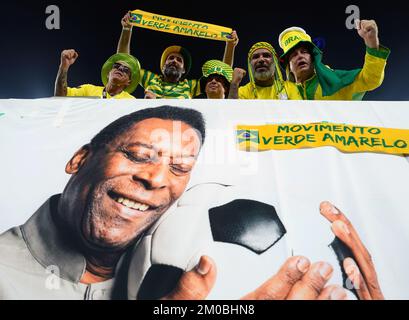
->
[117, 12, 133, 54]
[223, 30, 239, 67]
[54, 49, 78, 96]
[348, 19, 390, 94]
[228, 67, 246, 99]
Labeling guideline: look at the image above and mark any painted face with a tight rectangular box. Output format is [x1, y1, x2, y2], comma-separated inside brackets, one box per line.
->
[288, 45, 314, 81]
[108, 62, 131, 87]
[163, 53, 185, 80]
[60, 118, 201, 251]
[205, 75, 228, 98]
[250, 48, 276, 82]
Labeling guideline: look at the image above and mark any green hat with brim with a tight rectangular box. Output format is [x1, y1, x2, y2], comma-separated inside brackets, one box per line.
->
[278, 27, 321, 66]
[101, 53, 141, 94]
[160, 46, 192, 78]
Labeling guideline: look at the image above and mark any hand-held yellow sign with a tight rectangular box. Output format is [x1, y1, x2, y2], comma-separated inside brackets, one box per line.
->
[237, 122, 409, 155]
[129, 9, 233, 41]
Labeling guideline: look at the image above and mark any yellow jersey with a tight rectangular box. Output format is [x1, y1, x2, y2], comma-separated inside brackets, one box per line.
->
[67, 84, 135, 99]
[140, 69, 201, 99]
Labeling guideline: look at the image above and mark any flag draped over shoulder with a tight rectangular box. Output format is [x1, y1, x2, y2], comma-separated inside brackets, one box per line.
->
[129, 9, 233, 41]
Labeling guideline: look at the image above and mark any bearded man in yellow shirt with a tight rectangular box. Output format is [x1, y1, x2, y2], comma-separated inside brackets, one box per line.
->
[278, 19, 390, 100]
[54, 50, 141, 99]
[228, 42, 301, 100]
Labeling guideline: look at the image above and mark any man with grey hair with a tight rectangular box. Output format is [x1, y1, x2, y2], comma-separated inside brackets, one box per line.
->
[228, 42, 301, 99]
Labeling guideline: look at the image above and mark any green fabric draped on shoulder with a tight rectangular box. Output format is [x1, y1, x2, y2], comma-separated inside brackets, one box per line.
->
[313, 47, 361, 97]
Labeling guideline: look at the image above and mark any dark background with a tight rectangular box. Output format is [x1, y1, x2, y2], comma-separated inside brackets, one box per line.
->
[1, 0, 408, 100]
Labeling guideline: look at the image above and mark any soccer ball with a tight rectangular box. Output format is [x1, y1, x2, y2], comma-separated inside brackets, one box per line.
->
[127, 183, 356, 300]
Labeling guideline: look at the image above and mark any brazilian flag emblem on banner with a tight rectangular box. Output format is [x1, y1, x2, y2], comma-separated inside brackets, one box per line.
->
[237, 130, 260, 144]
[130, 13, 143, 24]
[221, 32, 232, 40]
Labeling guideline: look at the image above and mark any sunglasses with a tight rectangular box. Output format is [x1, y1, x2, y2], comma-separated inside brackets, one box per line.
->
[112, 63, 131, 77]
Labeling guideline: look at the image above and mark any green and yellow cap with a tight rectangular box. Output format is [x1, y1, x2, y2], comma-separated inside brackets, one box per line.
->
[202, 60, 233, 82]
[101, 53, 141, 93]
[200, 59, 233, 93]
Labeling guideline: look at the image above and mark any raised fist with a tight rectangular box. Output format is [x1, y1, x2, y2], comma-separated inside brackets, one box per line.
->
[356, 19, 379, 49]
[60, 49, 78, 70]
[232, 67, 246, 85]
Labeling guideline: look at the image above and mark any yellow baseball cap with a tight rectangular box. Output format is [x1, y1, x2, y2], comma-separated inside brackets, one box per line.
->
[278, 27, 320, 65]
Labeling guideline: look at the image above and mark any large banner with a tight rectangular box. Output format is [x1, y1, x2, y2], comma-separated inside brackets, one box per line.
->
[0, 98, 408, 300]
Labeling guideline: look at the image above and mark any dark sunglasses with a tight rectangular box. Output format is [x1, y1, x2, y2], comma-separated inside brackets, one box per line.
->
[112, 63, 132, 77]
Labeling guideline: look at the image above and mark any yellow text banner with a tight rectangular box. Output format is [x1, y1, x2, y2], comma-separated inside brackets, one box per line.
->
[129, 9, 233, 41]
[237, 122, 409, 155]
